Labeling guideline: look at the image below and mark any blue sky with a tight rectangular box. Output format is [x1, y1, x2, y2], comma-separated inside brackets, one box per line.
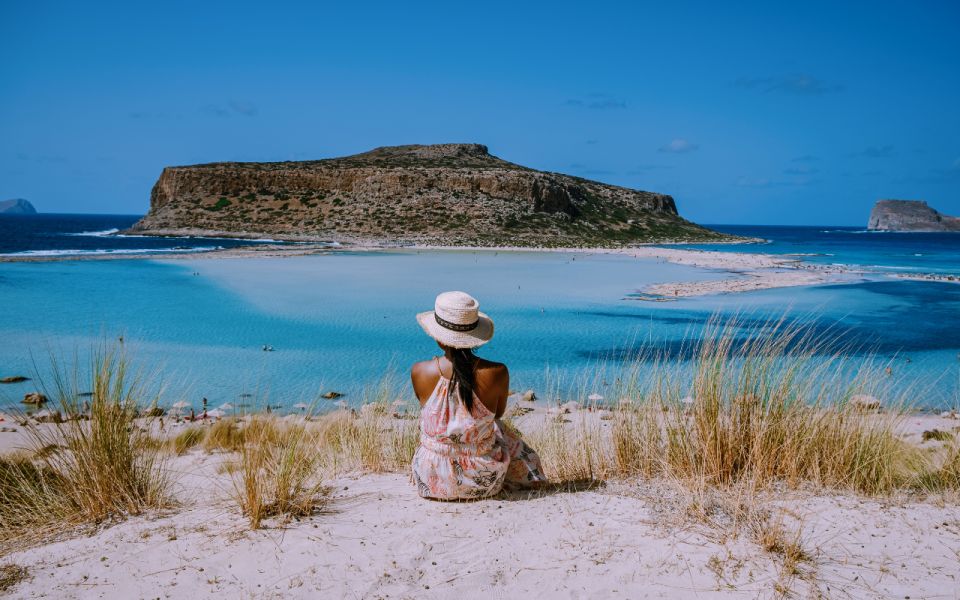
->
[2, 1, 958, 225]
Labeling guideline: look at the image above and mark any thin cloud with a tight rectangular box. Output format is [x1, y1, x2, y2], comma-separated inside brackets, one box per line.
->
[734, 177, 779, 188]
[733, 176, 815, 188]
[201, 105, 230, 117]
[783, 166, 818, 175]
[569, 163, 615, 176]
[734, 74, 844, 95]
[565, 94, 627, 110]
[228, 101, 258, 116]
[852, 145, 895, 158]
[128, 111, 176, 120]
[14, 153, 67, 163]
[896, 158, 960, 184]
[201, 101, 259, 117]
[627, 164, 674, 175]
[659, 139, 699, 154]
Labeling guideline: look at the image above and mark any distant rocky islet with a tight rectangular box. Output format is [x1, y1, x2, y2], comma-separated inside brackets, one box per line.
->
[0, 198, 37, 214]
[868, 199, 960, 232]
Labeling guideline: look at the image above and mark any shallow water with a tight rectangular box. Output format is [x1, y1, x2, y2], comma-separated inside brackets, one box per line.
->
[681, 225, 960, 276]
[1, 250, 957, 410]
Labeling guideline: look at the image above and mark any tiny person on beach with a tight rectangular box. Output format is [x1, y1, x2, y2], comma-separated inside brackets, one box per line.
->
[410, 291, 547, 499]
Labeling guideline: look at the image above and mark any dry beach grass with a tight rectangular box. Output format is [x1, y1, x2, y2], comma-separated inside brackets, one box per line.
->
[0, 347, 170, 553]
[0, 326, 958, 597]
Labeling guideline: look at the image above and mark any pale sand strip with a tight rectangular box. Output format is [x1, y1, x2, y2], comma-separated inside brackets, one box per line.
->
[2, 239, 956, 298]
[604, 246, 856, 298]
[643, 271, 838, 298]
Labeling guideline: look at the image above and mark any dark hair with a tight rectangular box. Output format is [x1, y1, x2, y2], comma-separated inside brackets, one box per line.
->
[446, 347, 478, 411]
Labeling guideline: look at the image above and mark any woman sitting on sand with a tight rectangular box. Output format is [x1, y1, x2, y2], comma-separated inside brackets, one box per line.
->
[411, 291, 547, 499]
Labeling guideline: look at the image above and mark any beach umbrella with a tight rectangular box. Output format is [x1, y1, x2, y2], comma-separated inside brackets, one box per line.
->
[218, 402, 234, 410]
[587, 393, 604, 402]
[292, 402, 309, 411]
[206, 409, 225, 418]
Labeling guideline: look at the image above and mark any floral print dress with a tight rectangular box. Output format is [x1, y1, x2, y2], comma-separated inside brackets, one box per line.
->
[412, 372, 547, 500]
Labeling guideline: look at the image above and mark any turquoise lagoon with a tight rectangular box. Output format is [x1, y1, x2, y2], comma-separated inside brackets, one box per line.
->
[1, 249, 959, 410]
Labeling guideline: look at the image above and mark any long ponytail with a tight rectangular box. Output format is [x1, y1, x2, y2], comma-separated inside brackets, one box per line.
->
[447, 347, 478, 411]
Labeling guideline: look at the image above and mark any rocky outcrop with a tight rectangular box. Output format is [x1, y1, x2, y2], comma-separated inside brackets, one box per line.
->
[130, 144, 728, 246]
[21, 392, 48, 405]
[867, 200, 960, 232]
[0, 199, 37, 214]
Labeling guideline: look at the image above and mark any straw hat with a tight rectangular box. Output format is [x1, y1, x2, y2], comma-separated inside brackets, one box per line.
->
[417, 291, 494, 349]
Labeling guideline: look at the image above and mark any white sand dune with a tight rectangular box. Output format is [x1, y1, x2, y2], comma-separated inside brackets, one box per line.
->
[3, 446, 959, 599]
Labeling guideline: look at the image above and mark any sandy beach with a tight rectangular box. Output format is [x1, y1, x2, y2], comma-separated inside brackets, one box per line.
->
[5, 467, 960, 599]
[1, 407, 959, 599]
[4, 237, 950, 301]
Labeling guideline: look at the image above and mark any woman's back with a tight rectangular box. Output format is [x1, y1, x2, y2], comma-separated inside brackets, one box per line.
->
[410, 355, 509, 417]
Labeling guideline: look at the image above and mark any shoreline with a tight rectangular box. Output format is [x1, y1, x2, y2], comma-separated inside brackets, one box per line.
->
[1, 235, 957, 299]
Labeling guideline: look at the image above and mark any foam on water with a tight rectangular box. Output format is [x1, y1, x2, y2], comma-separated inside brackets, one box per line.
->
[2, 246, 223, 257]
[64, 228, 121, 237]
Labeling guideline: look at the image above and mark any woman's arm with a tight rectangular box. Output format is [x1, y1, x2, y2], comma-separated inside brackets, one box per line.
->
[494, 365, 509, 419]
[410, 360, 434, 406]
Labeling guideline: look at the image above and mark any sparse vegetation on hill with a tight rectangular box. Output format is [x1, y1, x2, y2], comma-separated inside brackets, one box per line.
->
[131, 143, 731, 246]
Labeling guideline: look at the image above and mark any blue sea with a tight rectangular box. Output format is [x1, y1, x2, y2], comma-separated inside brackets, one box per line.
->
[686, 225, 960, 276]
[0, 213, 293, 257]
[1, 215, 959, 410]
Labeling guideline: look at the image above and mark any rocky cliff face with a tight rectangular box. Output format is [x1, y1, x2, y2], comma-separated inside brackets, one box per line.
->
[0, 199, 37, 214]
[867, 200, 960, 232]
[131, 144, 727, 246]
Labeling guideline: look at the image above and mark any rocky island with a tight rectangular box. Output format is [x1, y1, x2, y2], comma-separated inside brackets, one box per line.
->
[867, 199, 960, 232]
[130, 143, 728, 247]
[0, 198, 37, 214]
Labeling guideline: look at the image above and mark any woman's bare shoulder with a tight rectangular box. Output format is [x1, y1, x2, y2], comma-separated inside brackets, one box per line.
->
[476, 358, 508, 377]
[411, 358, 435, 371]
[411, 358, 438, 378]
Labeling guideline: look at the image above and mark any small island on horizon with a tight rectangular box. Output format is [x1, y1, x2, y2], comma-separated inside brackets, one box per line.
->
[868, 199, 960, 232]
[0, 198, 37, 215]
